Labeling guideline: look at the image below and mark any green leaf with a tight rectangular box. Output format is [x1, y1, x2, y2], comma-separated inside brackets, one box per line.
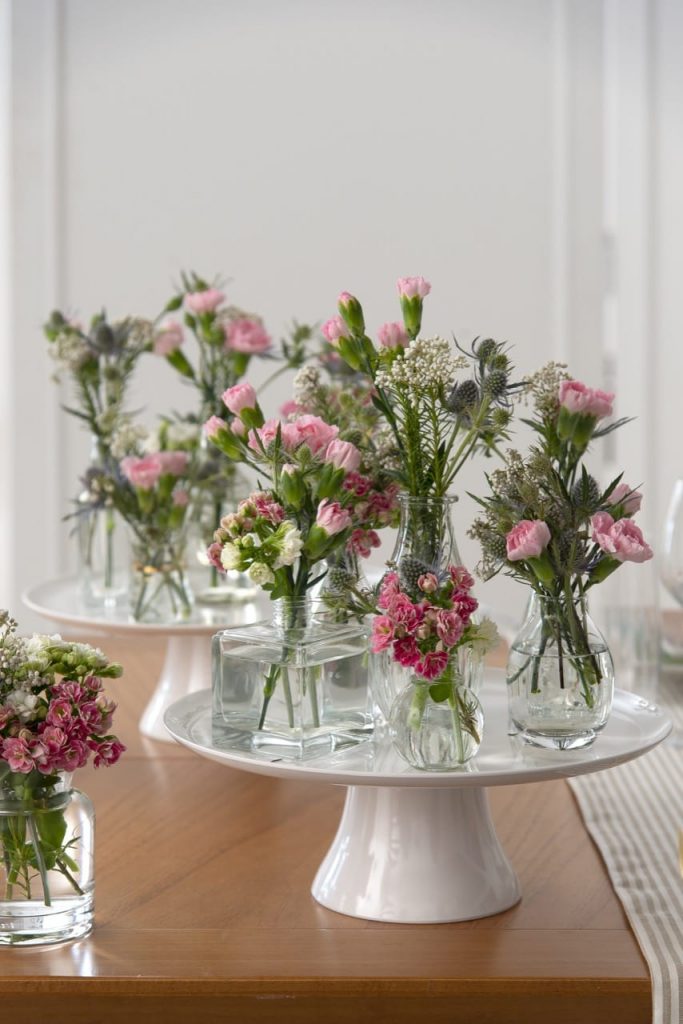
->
[36, 809, 67, 851]
[429, 682, 451, 703]
[166, 349, 195, 380]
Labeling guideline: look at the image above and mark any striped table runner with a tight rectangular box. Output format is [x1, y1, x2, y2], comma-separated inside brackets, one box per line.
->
[569, 676, 683, 1024]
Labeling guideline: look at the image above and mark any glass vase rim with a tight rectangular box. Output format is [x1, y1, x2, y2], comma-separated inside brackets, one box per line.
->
[397, 493, 459, 507]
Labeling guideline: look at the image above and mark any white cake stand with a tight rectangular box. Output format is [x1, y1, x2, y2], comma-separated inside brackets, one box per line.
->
[164, 677, 670, 924]
[23, 577, 263, 743]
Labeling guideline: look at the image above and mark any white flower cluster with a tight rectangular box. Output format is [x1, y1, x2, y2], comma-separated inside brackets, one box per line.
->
[220, 522, 304, 587]
[468, 617, 500, 654]
[110, 417, 149, 459]
[125, 318, 154, 349]
[293, 365, 321, 406]
[375, 337, 466, 395]
[51, 330, 91, 372]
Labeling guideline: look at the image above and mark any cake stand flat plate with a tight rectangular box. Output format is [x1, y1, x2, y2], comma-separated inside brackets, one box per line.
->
[164, 673, 671, 788]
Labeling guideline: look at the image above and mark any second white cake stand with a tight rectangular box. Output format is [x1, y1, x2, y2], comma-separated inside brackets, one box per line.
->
[164, 676, 671, 924]
[23, 576, 262, 742]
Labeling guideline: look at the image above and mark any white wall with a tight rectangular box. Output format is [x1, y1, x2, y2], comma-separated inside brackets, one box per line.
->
[4, 0, 679, 629]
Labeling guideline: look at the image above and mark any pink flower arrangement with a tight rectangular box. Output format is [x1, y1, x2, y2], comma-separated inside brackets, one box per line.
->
[558, 380, 614, 420]
[371, 567, 480, 681]
[185, 288, 225, 314]
[505, 520, 552, 562]
[249, 414, 339, 457]
[225, 317, 272, 354]
[590, 512, 653, 563]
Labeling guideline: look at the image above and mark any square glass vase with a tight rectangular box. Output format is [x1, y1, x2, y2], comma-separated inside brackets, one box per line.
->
[211, 598, 373, 760]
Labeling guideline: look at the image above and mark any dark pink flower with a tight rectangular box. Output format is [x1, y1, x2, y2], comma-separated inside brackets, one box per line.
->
[378, 572, 400, 609]
[435, 609, 465, 647]
[416, 650, 449, 680]
[449, 565, 475, 590]
[91, 739, 126, 768]
[3, 736, 33, 773]
[46, 698, 73, 728]
[370, 616, 395, 653]
[348, 528, 381, 558]
[393, 636, 421, 668]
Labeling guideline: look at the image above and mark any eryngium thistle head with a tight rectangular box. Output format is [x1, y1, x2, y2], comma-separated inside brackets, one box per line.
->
[571, 475, 601, 509]
[324, 566, 355, 595]
[483, 368, 509, 399]
[446, 379, 479, 414]
[485, 533, 508, 561]
[397, 555, 433, 595]
[476, 338, 497, 362]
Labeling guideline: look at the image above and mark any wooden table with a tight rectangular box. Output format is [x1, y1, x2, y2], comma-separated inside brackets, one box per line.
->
[0, 637, 651, 1023]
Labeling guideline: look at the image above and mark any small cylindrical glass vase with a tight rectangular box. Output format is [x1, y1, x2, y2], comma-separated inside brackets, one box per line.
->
[507, 592, 614, 750]
[128, 531, 194, 623]
[212, 595, 373, 759]
[0, 773, 94, 946]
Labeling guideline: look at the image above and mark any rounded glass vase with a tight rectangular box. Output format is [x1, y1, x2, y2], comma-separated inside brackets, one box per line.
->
[507, 592, 615, 750]
[0, 772, 94, 945]
[389, 678, 484, 771]
[370, 495, 484, 720]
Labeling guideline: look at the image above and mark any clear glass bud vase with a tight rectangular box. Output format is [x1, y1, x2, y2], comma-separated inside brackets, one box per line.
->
[76, 438, 129, 609]
[187, 442, 259, 605]
[0, 772, 94, 945]
[507, 592, 614, 749]
[370, 495, 484, 720]
[211, 595, 373, 760]
[389, 673, 484, 771]
[128, 530, 194, 623]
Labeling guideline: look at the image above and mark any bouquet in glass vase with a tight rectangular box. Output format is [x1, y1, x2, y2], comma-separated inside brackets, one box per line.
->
[319, 277, 522, 712]
[43, 308, 155, 607]
[205, 386, 374, 757]
[153, 272, 314, 604]
[470, 366, 653, 749]
[372, 568, 498, 770]
[0, 611, 123, 944]
[89, 442, 194, 623]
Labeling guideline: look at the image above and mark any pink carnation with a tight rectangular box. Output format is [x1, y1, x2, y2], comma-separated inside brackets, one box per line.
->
[591, 512, 653, 563]
[348, 528, 381, 559]
[91, 739, 126, 768]
[207, 541, 225, 572]
[416, 650, 449, 680]
[378, 572, 400, 609]
[120, 455, 163, 490]
[153, 321, 183, 356]
[393, 636, 422, 668]
[435, 609, 465, 647]
[449, 566, 475, 590]
[203, 415, 228, 439]
[558, 380, 614, 419]
[315, 499, 352, 537]
[321, 315, 348, 347]
[225, 318, 272, 354]
[155, 450, 189, 477]
[280, 399, 304, 418]
[607, 482, 643, 516]
[324, 439, 361, 473]
[377, 322, 409, 349]
[387, 594, 424, 633]
[506, 520, 552, 562]
[3, 736, 34, 773]
[397, 276, 431, 299]
[222, 381, 258, 416]
[288, 415, 339, 456]
[370, 615, 395, 653]
[185, 288, 225, 314]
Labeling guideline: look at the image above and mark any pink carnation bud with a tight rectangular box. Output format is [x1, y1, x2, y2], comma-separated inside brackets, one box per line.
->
[558, 380, 614, 419]
[607, 482, 642, 516]
[321, 315, 348, 347]
[154, 451, 189, 477]
[324, 439, 361, 473]
[377, 322, 409, 349]
[153, 320, 183, 356]
[397, 276, 431, 299]
[222, 381, 258, 416]
[120, 455, 163, 490]
[185, 288, 225, 314]
[203, 415, 228, 439]
[418, 572, 439, 593]
[506, 520, 552, 561]
[225, 318, 272, 354]
[315, 499, 352, 537]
